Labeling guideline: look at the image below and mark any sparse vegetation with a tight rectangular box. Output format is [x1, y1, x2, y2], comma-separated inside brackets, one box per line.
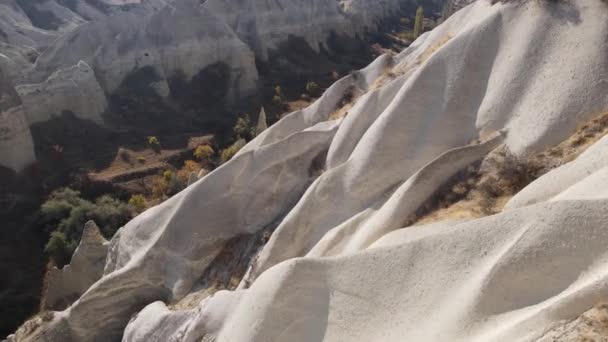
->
[305, 81, 321, 97]
[128, 194, 146, 212]
[414, 6, 424, 38]
[39, 188, 132, 266]
[233, 115, 254, 140]
[147, 136, 161, 152]
[137, 156, 146, 163]
[176, 160, 202, 185]
[414, 110, 608, 226]
[329, 85, 359, 120]
[152, 169, 183, 198]
[270, 85, 289, 112]
[221, 139, 247, 163]
[44, 231, 75, 267]
[194, 145, 214, 162]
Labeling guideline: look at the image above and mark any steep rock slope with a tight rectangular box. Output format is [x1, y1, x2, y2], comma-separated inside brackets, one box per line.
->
[0, 67, 35, 172]
[0, 0, 434, 172]
[9, 0, 608, 341]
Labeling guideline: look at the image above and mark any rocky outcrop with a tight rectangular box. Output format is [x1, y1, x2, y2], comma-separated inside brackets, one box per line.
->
[16, 61, 107, 124]
[0, 0, 439, 172]
[255, 107, 268, 136]
[8, 1, 608, 341]
[42, 221, 109, 311]
[0, 67, 35, 172]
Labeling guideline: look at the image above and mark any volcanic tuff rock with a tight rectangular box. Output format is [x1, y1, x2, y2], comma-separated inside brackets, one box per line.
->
[16, 61, 107, 125]
[0, 0, 437, 172]
[7, 1, 608, 341]
[0, 67, 35, 172]
[41, 221, 110, 312]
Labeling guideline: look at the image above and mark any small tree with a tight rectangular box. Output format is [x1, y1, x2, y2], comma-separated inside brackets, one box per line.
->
[147, 136, 161, 152]
[128, 194, 146, 212]
[414, 6, 424, 38]
[220, 139, 247, 163]
[233, 115, 253, 140]
[194, 145, 214, 161]
[45, 231, 75, 266]
[306, 81, 321, 97]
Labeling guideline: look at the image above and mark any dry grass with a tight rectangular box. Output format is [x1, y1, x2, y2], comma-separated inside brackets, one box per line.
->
[416, 35, 453, 65]
[414, 146, 543, 225]
[328, 85, 361, 120]
[413, 110, 608, 226]
[537, 303, 608, 341]
[391, 34, 453, 78]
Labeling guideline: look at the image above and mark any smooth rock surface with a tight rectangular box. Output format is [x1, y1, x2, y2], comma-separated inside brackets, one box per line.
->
[9, 1, 608, 341]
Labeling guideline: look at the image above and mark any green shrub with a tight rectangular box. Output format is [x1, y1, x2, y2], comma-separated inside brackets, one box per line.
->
[137, 156, 146, 163]
[220, 139, 247, 163]
[305, 81, 321, 97]
[147, 136, 161, 152]
[44, 231, 75, 266]
[128, 194, 146, 212]
[153, 170, 184, 198]
[233, 115, 253, 140]
[194, 145, 214, 161]
[40, 188, 132, 266]
[147, 136, 160, 146]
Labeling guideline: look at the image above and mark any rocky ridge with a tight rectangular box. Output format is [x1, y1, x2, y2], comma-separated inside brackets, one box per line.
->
[7, 1, 608, 341]
[0, 0, 439, 172]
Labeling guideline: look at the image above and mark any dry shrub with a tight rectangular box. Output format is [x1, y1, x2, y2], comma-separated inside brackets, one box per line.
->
[414, 146, 543, 225]
[415, 109, 608, 226]
[329, 85, 359, 120]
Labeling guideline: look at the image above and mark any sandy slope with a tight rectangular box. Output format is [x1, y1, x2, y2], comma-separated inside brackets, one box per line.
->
[7, 1, 608, 341]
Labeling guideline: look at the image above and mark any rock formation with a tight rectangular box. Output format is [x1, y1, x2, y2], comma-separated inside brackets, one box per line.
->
[255, 107, 268, 136]
[0, 67, 35, 171]
[41, 221, 110, 311]
[8, 0, 608, 341]
[16, 61, 107, 125]
[0, 0, 437, 172]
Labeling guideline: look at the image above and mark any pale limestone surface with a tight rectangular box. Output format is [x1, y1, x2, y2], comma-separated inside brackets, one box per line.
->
[0, 0, 418, 172]
[8, 1, 608, 342]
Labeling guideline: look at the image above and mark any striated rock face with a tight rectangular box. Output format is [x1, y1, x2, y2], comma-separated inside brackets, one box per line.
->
[0, 0, 433, 172]
[16, 61, 107, 125]
[8, 1, 608, 341]
[0, 67, 35, 172]
[42, 221, 110, 312]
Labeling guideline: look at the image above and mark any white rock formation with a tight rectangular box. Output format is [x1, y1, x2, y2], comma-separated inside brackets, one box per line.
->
[255, 107, 267, 136]
[0, 67, 35, 171]
[42, 221, 110, 311]
[0, 0, 428, 172]
[9, 1, 608, 341]
[16, 61, 107, 124]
